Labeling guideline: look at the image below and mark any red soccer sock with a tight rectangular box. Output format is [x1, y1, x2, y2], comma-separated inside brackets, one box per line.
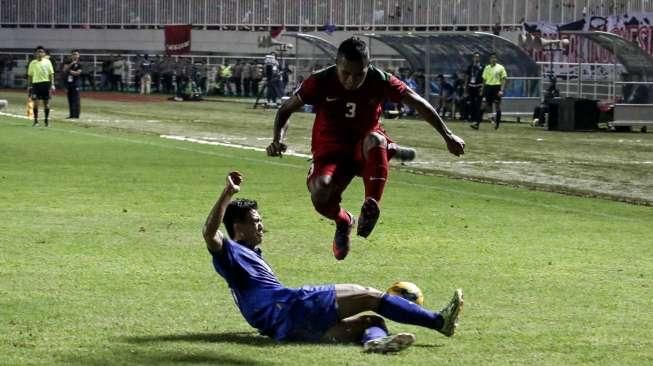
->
[335, 208, 351, 225]
[313, 199, 350, 225]
[362, 145, 389, 202]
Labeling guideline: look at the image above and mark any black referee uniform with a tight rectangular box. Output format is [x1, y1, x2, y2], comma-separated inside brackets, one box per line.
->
[64, 53, 82, 118]
[465, 57, 484, 124]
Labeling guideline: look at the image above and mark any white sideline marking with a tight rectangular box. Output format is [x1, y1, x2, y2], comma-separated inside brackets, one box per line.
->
[0, 111, 644, 220]
[160, 135, 312, 159]
[0, 111, 30, 120]
[411, 160, 653, 166]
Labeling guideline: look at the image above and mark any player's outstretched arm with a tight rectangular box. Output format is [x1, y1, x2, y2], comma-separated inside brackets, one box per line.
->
[202, 172, 242, 253]
[267, 95, 304, 157]
[401, 88, 466, 157]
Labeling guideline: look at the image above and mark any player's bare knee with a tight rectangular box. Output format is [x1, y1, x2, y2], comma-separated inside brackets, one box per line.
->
[363, 132, 387, 151]
[309, 175, 332, 192]
[310, 186, 331, 207]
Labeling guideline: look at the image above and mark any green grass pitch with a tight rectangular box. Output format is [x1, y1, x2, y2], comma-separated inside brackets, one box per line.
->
[1, 95, 652, 365]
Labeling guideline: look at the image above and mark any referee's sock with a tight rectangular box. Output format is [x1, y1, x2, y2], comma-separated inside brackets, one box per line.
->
[44, 108, 50, 124]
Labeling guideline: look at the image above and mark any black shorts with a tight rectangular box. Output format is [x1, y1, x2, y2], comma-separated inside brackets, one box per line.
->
[483, 85, 502, 104]
[467, 85, 482, 97]
[31, 82, 51, 101]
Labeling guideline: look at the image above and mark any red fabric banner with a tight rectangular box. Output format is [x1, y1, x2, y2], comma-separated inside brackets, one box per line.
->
[164, 25, 192, 55]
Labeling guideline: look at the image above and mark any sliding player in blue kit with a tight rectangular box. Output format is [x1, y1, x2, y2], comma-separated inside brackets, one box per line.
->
[202, 171, 464, 353]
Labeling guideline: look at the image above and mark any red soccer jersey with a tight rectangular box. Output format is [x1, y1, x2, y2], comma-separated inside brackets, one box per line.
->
[296, 65, 408, 159]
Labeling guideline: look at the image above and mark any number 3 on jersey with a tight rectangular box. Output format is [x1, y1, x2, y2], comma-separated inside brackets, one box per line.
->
[345, 102, 356, 118]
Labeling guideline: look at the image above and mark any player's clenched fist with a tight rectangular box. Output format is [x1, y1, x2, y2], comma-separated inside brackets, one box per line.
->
[225, 171, 243, 194]
[266, 141, 287, 157]
[445, 134, 465, 157]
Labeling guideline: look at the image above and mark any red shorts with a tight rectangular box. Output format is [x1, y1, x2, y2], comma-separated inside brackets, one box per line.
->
[306, 127, 396, 190]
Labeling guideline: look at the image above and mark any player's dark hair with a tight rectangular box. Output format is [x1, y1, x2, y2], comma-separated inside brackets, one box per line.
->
[71, 49, 79, 53]
[35, 46, 45, 51]
[489, 52, 497, 57]
[223, 198, 258, 238]
[337, 37, 369, 62]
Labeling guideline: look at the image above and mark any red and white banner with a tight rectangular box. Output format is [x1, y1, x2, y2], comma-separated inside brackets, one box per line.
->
[523, 12, 653, 63]
[164, 25, 192, 55]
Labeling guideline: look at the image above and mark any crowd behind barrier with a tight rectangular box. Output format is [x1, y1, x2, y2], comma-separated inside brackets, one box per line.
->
[3, 49, 647, 121]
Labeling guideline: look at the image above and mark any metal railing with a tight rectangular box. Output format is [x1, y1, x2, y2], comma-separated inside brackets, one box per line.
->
[538, 61, 623, 101]
[2, 0, 650, 29]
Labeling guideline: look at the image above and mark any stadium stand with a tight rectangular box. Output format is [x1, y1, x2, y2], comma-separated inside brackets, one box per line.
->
[1, 1, 651, 31]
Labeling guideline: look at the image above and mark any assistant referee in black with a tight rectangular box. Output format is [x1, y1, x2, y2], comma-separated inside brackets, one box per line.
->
[63, 50, 82, 119]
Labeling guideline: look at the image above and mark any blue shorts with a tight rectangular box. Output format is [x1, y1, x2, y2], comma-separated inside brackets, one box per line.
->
[272, 284, 339, 342]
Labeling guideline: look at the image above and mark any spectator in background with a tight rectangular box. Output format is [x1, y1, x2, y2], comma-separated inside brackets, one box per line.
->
[45, 50, 57, 82]
[161, 56, 174, 94]
[152, 55, 162, 93]
[63, 49, 82, 119]
[80, 59, 95, 91]
[435, 74, 455, 118]
[123, 56, 133, 92]
[242, 61, 253, 97]
[174, 58, 190, 94]
[532, 81, 560, 127]
[112, 55, 125, 91]
[192, 60, 207, 94]
[451, 71, 466, 120]
[139, 54, 152, 95]
[101, 58, 113, 91]
[0, 55, 15, 88]
[218, 61, 233, 96]
[281, 64, 292, 96]
[251, 61, 263, 97]
[413, 69, 425, 97]
[492, 22, 501, 36]
[264, 53, 280, 105]
[399, 69, 417, 116]
[231, 60, 243, 97]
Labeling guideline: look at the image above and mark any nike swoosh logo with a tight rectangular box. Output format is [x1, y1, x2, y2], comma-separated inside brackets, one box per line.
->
[326, 97, 339, 102]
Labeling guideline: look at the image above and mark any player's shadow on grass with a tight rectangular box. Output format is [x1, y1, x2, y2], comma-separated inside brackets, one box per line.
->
[123, 331, 276, 347]
[65, 347, 266, 366]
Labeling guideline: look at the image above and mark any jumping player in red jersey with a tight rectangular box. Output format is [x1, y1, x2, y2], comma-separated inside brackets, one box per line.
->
[266, 37, 465, 260]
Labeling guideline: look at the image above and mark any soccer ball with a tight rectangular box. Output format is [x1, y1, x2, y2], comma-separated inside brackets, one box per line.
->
[386, 281, 424, 306]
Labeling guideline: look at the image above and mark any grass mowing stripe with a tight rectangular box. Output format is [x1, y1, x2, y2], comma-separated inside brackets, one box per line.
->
[394, 180, 641, 222]
[1, 114, 641, 222]
[0, 114, 306, 170]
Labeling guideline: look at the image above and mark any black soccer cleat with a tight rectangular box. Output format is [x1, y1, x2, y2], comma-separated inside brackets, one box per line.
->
[391, 146, 416, 162]
[357, 197, 380, 238]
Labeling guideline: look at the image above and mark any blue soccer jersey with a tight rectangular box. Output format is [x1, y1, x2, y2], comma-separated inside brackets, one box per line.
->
[211, 238, 338, 341]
